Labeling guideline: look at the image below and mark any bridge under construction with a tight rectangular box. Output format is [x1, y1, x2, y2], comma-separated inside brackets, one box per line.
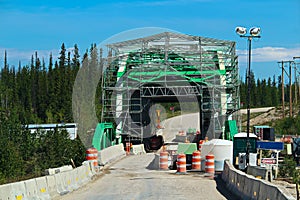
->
[100, 32, 240, 145]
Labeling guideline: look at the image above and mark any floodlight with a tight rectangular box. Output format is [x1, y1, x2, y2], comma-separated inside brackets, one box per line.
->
[249, 27, 261, 36]
[235, 27, 247, 36]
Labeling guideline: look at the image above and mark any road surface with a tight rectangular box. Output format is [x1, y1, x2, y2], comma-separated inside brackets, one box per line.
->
[58, 113, 240, 200]
[157, 113, 200, 141]
[240, 107, 274, 114]
[58, 153, 237, 200]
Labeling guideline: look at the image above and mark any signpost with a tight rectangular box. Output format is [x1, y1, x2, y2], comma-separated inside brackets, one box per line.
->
[256, 141, 284, 151]
[257, 141, 284, 178]
[261, 158, 276, 164]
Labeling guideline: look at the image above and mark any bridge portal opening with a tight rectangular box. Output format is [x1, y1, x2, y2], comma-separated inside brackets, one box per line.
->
[101, 32, 240, 147]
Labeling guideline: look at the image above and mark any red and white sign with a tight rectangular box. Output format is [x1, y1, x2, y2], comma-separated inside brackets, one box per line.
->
[261, 158, 276, 164]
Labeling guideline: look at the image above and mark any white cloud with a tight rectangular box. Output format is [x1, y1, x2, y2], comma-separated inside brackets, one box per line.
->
[237, 46, 300, 63]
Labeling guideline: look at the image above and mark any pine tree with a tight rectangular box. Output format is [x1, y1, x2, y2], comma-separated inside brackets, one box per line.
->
[256, 79, 262, 107]
[265, 77, 273, 106]
[249, 71, 257, 107]
[71, 44, 80, 78]
[37, 58, 48, 121]
[47, 53, 55, 123]
[260, 79, 267, 106]
[271, 75, 279, 106]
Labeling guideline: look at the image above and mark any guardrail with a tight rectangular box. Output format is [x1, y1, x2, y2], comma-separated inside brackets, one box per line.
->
[222, 160, 295, 200]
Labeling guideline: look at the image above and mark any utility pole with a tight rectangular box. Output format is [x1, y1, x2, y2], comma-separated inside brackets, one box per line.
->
[293, 57, 300, 106]
[289, 62, 292, 118]
[278, 61, 294, 118]
[295, 63, 297, 105]
[280, 61, 285, 118]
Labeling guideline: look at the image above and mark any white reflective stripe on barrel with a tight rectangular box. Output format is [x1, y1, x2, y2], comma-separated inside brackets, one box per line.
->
[160, 162, 168, 165]
[160, 156, 168, 159]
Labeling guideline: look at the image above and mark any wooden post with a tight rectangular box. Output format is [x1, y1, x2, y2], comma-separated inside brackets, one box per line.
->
[281, 61, 285, 118]
[275, 151, 279, 179]
[295, 64, 297, 105]
[289, 62, 292, 118]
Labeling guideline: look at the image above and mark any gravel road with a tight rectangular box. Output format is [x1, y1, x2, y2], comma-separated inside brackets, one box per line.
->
[240, 107, 275, 114]
[58, 153, 238, 200]
[157, 113, 200, 142]
[57, 113, 243, 200]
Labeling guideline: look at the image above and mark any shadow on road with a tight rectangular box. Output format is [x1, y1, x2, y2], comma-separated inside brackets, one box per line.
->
[215, 174, 240, 200]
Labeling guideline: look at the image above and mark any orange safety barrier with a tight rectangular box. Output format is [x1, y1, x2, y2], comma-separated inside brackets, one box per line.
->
[205, 154, 215, 177]
[192, 150, 201, 170]
[159, 151, 169, 170]
[176, 153, 186, 174]
[125, 142, 131, 155]
[86, 148, 98, 167]
[198, 140, 205, 151]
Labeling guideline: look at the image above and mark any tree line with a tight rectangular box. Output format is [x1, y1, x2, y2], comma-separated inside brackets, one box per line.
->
[0, 44, 299, 184]
[0, 43, 102, 184]
[239, 71, 298, 108]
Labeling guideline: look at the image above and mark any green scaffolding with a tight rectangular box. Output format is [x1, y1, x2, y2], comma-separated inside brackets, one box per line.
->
[101, 32, 240, 141]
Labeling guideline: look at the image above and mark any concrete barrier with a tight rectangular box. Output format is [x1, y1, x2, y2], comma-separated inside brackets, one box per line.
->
[259, 179, 295, 200]
[77, 165, 91, 186]
[131, 144, 146, 155]
[60, 172, 73, 192]
[221, 160, 296, 200]
[0, 143, 129, 199]
[24, 178, 38, 199]
[73, 168, 81, 190]
[35, 176, 51, 200]
[0, 161, 97, 200]
[0, 184, 12, 200]
[54, 173, 69, 195]
[63, 170, 79, 192]
[46, 175, 57, 199]
[45, 165, 73, 175]
[98, 144, 126, 165]
[221, 159, 229, 183]
[10, 181, 27, 200]
[242, 175, 260, 199]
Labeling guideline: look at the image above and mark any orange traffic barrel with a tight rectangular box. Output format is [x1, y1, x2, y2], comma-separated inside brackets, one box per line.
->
[205, 154, 215, 178]
[176, 154, 186, 174]
[159, 151, 169, 170]
[86, 148, 98, 167]
[192, 150, 201, 170]
[198, 140, 204, 151]
[125, 142, 131, 155]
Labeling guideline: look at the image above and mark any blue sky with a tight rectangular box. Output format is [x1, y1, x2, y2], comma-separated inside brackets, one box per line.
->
[0, 0, 299, 80]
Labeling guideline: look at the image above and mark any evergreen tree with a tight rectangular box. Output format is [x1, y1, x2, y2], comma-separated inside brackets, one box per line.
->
[249, 71, 257, 107]
[71, 44, 80, 81]
[46, 53, 55, 123]
[37, 58, 48, 121]
[265, 77, 273, 106]
[256, 79, 262, 107]
[261, 79, 267, 106]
